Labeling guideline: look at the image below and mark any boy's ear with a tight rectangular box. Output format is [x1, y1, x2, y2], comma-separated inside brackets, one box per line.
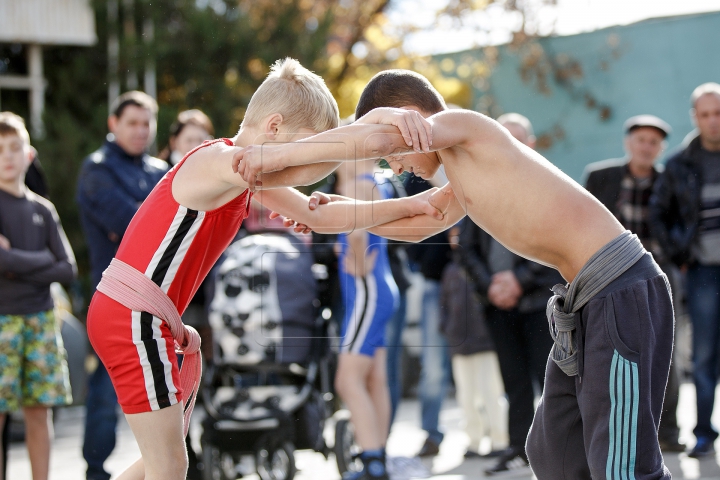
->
[264, 113, 284, 140]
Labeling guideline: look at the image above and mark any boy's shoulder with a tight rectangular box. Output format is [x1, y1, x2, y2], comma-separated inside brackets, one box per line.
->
[24, 190, 59, 218]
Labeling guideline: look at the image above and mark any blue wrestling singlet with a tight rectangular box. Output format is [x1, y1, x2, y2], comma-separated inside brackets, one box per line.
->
[338, 173, 399, 356]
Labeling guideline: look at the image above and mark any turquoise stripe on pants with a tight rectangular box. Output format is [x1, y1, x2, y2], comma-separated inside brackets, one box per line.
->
[607, 350, 639, 480]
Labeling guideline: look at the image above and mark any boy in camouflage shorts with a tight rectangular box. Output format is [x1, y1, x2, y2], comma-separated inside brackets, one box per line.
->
[0, 112, 75, 480]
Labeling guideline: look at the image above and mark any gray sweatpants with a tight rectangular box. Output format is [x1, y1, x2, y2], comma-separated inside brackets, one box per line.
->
[527, 254, 674, 479]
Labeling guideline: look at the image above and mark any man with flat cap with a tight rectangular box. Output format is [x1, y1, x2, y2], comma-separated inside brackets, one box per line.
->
[584, 114, 685, 452]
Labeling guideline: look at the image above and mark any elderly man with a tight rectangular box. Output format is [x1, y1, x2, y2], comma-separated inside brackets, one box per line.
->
[584, 115, 683, 452]
[650, 83, 720, 458]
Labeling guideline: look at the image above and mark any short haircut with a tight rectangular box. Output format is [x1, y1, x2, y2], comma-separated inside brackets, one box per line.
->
[356, 69, 447, 118]
[242, 58, 339, 133]
[170, 109, 215, 138]
[497, 112, 534, 137]
[0, 111, 31, 145]
[110, 90, 159, 119]
[691, 82, 720, 107]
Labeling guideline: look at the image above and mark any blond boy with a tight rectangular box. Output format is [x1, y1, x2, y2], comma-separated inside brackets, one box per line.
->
[85, 60, 442, 480]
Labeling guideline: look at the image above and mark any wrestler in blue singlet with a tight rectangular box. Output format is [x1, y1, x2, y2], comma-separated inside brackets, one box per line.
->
[338, 173, 399, 356]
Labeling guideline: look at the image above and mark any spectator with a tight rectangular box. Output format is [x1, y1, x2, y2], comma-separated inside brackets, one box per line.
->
[333, 160, 398, 480]
[158, 109, 214, 166]
[383, 175, 413, 426]
[0, 144, 51, 480]
[584, 114, 684, 452]
[459, 113, 563, 476]
[0, 111, 76, 480]
[76, 91, 168, 480]
[404, 173, 452, 458]
[649, 82, 720, 458]
[440, 221, 508, 458]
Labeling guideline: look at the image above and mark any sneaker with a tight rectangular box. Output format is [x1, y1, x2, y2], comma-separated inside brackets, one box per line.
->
[386, 456, 431, 480]
[342, 467, 390, 480]
[688, 437, 716, 458]
[416, 438, 440, 457]
[484, 447, 531, 476]
[343, 453, 390, 480]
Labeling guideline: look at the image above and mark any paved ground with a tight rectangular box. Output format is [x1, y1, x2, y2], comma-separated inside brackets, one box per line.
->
[8, 383, 720, 479]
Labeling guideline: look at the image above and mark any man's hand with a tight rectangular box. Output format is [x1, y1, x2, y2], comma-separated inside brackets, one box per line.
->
[0, 234, 10, 250]
[356, 107, 433, 153]
[407, 187, 445, 220]
[488, 270, 522, 310]
[232, 144, 285, 191]
[428, 185, 455, 217]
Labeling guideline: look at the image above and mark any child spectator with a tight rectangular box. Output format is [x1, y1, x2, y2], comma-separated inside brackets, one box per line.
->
[0, 112, 76, 480]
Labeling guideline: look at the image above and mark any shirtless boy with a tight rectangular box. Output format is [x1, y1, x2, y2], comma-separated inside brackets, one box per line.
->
[85, 61, 443, 480]
[235, 69, 674, 479]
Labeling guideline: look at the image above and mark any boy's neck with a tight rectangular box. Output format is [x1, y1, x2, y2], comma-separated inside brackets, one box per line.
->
[0, 178, 27, 198]
[233, 127, 264, 149]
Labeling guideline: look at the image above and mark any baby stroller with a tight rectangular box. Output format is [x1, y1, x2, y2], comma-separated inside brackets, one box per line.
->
[200, 232, 355, 480]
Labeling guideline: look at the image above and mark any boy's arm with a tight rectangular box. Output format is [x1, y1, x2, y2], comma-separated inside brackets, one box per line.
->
[253, 186, 444, 235]
[366, 185, 466, 242]
[0, 247, 56, 276]
[279, 183, 465, 242]
[197, 141, 341, 191]
[17, 206, 77, 285]
[234, 109, 487, 189]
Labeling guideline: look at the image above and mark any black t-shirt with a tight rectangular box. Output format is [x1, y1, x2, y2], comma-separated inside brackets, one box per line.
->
[0, 188, 76, 315]
[403, 175, 451, 280]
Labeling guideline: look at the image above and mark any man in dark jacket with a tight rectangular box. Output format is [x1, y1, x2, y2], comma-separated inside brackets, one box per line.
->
[404, 173, 452, 458]
[584, 114, 685, 452]
[459, 113, 564, 476]
[649, 82, 720, 458]
[76, 91, 168, 480]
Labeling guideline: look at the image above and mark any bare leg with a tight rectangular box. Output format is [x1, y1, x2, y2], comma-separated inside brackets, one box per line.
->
[0, 413, 6, 480]
[335, 353, 384, 450]
[119, 402, 187, 480]
[367, 348, 391, 444]
[117, 458, 145, 480]
[24, 407, 51, 480]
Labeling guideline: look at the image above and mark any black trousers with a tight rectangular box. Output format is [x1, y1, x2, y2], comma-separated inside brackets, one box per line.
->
[527, 255, 673, 479]
[486, 307, 553, 449]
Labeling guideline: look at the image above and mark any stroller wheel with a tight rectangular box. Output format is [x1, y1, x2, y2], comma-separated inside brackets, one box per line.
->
[256, 441, 296, 480]
[201, 443, 236, 480]
[334, 418, 362, 475]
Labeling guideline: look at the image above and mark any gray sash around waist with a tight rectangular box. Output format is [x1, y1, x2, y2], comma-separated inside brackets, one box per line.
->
[547, 231, 646, 376]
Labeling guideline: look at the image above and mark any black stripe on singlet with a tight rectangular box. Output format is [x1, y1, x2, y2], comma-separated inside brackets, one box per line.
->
[140, 311, 172, 408]
[151, 209, 198, 286]
[349, 277, 370, 350]
[143, 208, 198, 408]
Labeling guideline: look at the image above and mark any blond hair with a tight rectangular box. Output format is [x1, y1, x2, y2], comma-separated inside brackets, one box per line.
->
[0, 111, 31, 146]
[242, 58, 339, 133]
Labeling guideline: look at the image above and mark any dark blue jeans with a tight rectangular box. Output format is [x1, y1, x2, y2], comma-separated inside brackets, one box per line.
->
[687, 264, 720, 442]
[386, 290, 407, 426]
[83, 360, 118, 480]
[418, 280, 450, 445]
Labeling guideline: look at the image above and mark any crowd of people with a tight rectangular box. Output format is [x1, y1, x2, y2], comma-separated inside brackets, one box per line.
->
[0, 57, 719, 480]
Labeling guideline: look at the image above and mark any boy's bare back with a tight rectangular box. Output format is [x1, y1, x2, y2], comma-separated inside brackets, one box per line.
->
[430, 109, 624, 282]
